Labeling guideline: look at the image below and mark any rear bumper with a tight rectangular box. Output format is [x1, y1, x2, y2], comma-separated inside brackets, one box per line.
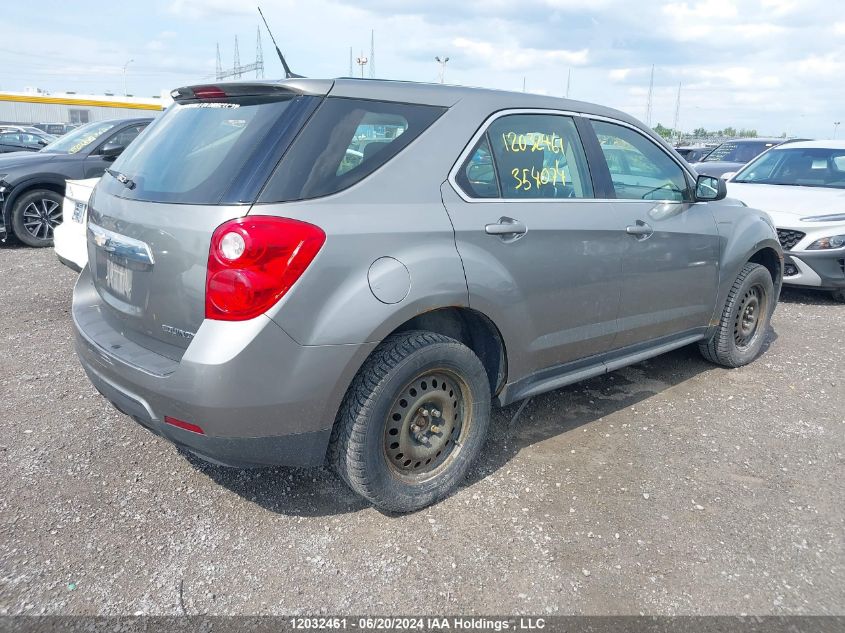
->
[782, 250, 845, 290]
[53, 208, 88, 272]
[72, 267, 374, 468]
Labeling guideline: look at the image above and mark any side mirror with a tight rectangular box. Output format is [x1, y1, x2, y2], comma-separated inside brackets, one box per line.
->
[695, 174, 727, 202]
[99, 142, 125, 159]
[37, 139, 48, 147]
[720, 171, 737, 182]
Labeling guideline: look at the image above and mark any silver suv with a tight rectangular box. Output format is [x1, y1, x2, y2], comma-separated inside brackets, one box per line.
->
[73, 79, 783, 512]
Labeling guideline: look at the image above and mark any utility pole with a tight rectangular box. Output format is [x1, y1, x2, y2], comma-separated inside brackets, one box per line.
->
[645, 65, 654, 126]
[369, 30, 375, 79]
[671, 82, 682, 145]
[435, 56, 449, 84]
[356, 51, 368, 78]
[565, 68, 571, 98]
[522, 76, 526, 92]
[349, 47, 353, 76]
[215, 44, 222, 80]
[123, 59, 134, 96]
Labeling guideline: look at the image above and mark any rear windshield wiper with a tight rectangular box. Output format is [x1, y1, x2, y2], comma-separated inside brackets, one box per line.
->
[106, 168, 136, 190]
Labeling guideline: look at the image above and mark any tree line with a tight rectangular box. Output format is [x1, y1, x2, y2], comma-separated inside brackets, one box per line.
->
[651, 122, 785, 143]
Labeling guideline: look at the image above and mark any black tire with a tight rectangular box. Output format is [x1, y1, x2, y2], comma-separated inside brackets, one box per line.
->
[832, 289, 845, 303]
[699, 262, 774, 368]
[11, 189, 63, 247]
[329, 331, 491, 513]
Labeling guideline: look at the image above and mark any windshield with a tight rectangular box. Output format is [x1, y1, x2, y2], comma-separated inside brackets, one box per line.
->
[101, 94, 318, 204]
[733, 147, 845, 189]
[41, 120, 118, 154]
[703, 140, 777, 163]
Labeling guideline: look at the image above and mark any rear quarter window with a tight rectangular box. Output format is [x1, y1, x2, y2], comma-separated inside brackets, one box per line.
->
[259, 98, 446, 202]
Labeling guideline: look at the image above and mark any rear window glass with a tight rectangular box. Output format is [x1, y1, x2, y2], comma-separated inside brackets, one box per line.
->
[260, 98, 446, 202]
[100, 95, 318, 204]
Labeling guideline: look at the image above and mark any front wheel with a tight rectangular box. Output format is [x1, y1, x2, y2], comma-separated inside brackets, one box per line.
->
[329, 331, 491, 513]
[699, 262, 775, 368]
[11, 189, 63, 247]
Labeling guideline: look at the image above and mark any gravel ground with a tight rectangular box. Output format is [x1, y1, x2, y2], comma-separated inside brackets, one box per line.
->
[1, 244, 843, 616]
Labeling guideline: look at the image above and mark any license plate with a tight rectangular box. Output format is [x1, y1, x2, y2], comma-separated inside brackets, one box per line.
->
[72, 202, 87, 223]
[105, 259, 132, 299]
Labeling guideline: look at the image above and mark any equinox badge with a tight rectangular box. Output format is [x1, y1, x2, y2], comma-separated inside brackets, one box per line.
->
[162, 324, 195, 340]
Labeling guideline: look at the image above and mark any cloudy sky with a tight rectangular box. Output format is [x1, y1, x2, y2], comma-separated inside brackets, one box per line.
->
[2, 0, 843, 137]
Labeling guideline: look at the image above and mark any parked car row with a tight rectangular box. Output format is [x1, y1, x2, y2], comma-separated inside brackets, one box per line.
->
[0, 117, 151, 246]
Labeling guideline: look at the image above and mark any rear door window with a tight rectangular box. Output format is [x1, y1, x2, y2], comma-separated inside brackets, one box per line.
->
[486, 114, 593, 199]
[260, 98, 446, 202]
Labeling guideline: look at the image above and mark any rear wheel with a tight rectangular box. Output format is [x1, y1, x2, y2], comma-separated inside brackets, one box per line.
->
[11, 189, 63, 247]
[699, 262, 774, 368]
[329, 331, 491, 513]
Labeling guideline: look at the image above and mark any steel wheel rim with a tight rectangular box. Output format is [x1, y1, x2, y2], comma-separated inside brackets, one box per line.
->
[734, 284, 766, 350]
[383, 369, 472, 481]
[22, 198, 62, 240]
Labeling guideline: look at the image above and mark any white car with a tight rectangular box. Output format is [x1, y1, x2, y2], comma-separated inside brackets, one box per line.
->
[725, 140, 845, 303]
[54, 178, 98, 272]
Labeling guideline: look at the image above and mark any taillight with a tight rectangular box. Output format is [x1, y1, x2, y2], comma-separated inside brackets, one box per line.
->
[205, 216, 325, 321]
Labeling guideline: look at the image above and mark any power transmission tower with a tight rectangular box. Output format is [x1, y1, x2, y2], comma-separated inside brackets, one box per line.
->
[231, 36, 241, 78]
[216, 29, 265, 80]
[671, 82, 682, 144]
[369, 30, 375, 79]
[645, 65, 654, 126]
[255, 26, 264, 78]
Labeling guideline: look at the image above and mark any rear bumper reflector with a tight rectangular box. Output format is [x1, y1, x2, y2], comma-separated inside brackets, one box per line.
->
[164, 416, 205, 435]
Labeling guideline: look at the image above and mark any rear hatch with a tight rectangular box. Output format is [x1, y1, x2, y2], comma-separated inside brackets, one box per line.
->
[87, 82, 325, 353]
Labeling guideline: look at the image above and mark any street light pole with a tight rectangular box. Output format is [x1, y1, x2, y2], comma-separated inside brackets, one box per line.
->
[355, 52, 368, 79]
[435, 56, 449, 84]
[123, 59, 134, 96]
[835, 122, 841, 139]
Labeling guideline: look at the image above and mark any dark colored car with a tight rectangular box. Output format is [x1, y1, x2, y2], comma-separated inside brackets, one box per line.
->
[0, 130, 55, 153]
[0, 118, 152, 246]
[691, 138, 786, 178]
[675, 146, 712, 163]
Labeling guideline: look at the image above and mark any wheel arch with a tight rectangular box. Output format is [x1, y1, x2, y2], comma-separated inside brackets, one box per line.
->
[389, 307, 508, 397]
[748, 246, 783, 290]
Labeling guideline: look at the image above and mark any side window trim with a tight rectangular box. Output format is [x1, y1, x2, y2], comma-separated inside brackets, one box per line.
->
[485, 131, 503, 198]
[448, 108, 597, 203]
[573, 116, 615, 199]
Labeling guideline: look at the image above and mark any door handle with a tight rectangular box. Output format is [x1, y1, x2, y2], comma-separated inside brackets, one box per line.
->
[485, 217, 527, 237]
[626, 221, 653, 238]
